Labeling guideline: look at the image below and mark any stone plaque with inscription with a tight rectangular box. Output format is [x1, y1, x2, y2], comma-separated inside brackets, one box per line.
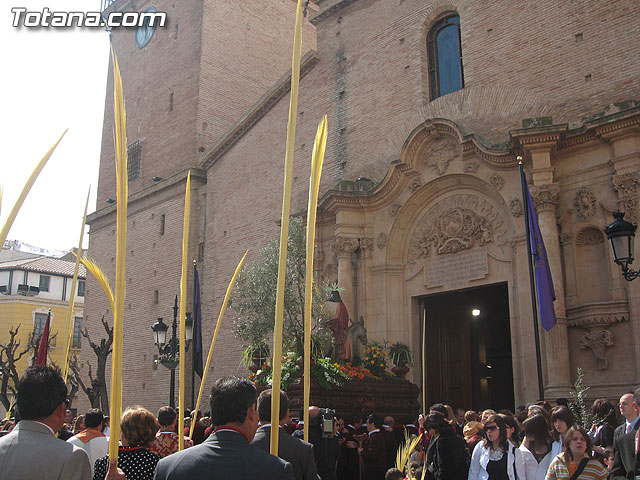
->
[425, 247, 488, 288]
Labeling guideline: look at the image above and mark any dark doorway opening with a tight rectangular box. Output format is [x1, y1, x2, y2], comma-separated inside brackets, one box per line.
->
[419, 282, 514, 412]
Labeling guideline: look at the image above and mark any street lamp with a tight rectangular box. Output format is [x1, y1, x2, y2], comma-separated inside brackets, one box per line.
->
[151, 295, 192, 407]
[605, 212, 639, 281]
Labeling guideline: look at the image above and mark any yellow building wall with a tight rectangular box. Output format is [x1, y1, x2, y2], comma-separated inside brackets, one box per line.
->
[0, 298, 83, 414]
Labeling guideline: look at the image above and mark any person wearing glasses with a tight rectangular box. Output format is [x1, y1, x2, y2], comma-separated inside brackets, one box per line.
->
[468, 414, 516, 480]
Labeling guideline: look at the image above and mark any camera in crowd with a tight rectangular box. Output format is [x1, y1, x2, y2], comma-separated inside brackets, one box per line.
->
[319, 408, 336, 438]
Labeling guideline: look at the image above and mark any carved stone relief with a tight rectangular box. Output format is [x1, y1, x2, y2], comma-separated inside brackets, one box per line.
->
[575, 228, 604, 246]
[510, 199, 523, 217]
[580, 329, 614, 371]
[423, 139, 458, 175]
[407, 194, 508, 264]
[574, 186, 597, 222]
[359, 238, 374, 258]
[409, 178, 422, 192]
[531, 185, 560, 213]
[613, 172, 640, 222]
[389, 203, 401, 217]
[331, 237, 359, 258]
[560, 233, 573, 246]
[489, 174, 505, 191]
[464, 162, 479, 173]
[377, 233, 387, 249]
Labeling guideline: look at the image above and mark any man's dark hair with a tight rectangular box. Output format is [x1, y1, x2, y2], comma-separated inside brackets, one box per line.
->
[157, 406, 177, 427]
[367, 413, 383, 428]
[209, 376, 256, 426]
[84, 408, 104, 428]
[430, 403, 447, 417]
[423, 413, 451, 434]
[17, 365, 67, 420]
[556, 398, 569, 407]
[634, 387, 640, 407]
[385, 467, 405, 480]
[257, 389, 288, 423]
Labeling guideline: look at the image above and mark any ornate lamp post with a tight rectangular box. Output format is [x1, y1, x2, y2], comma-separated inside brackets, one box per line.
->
[151, 295, 193, 407]
[605, 212, 639, 282]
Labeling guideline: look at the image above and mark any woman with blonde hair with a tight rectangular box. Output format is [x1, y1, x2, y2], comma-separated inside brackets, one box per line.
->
[93, 406, 161, 480]
[73, 414, 86, 434]
[544, 426, 607, 480]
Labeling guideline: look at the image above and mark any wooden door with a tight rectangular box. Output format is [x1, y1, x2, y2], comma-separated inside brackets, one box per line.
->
[424, 304, 472, 411]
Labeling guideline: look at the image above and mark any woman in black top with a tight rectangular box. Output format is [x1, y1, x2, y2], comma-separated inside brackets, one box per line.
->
[424, 413, 469, 480]
[93, 406, 161, 480]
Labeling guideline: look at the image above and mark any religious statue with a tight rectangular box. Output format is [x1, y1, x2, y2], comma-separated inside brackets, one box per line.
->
[327, 290, 353, 362]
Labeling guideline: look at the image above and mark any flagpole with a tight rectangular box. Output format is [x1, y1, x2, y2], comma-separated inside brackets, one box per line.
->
[519, 159, 544, 401]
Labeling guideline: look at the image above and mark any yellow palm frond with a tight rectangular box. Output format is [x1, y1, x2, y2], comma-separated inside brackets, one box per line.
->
[395, 427, 423, 474]
[75, 254, 115, 314]
[0, 130, 67, 247]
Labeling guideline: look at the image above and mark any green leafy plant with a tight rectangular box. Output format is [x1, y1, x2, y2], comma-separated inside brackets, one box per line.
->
[241, 341, 270, 369]
[231, 217, 331, 356]
[569, 367, 593, 429]
[248, 352, 301, 390]
[388, 342, 414, 368]
[311, 357, 350, 389]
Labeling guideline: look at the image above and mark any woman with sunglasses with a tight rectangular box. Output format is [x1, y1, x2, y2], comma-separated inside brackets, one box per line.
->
[468, 414, 516, 480]
[544, 426, 607, 480]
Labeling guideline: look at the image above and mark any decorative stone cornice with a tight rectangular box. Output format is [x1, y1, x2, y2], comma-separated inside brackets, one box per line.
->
[309, 0, 360, 25]
[566, 301, 629, 328]
[200, 51, 320, 170]
[530, 185, 559, 213]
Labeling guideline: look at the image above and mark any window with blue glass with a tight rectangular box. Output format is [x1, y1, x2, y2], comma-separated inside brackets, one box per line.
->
[428, 14, 464, 100]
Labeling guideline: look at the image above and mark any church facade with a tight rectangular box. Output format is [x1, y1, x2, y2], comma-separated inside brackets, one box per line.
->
[81, 0, 640, 413]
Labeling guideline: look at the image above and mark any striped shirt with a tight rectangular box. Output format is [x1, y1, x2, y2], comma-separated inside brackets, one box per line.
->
[544, 453, 608, 480]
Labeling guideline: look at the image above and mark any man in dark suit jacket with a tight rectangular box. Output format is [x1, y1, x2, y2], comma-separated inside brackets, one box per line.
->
[357, 413, 387, 480]
[154, 376, 294, 480]
[614, 392, 640, 443]
[252, 389, 319, 480]
[611, 387, 640, 480]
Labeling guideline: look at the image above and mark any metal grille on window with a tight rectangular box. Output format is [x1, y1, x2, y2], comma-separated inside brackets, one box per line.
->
[127, 140, 143, 181]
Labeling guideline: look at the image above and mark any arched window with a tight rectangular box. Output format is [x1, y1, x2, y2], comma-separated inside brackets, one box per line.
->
[427, 14, 464, 100]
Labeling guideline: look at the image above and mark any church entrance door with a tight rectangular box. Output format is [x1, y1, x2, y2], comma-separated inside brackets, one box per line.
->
[419, 282, 514, 412]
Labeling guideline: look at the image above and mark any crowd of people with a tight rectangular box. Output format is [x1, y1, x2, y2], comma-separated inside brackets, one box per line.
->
[0, 364, 639, 480]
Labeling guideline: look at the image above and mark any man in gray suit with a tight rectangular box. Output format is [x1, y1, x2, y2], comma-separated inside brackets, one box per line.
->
[154, 376, 294, 480]
[252, 389, 319, 480]
[0, 365, 91, 479]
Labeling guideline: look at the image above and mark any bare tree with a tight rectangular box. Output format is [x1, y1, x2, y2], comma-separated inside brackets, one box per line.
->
[0, 325, 57, 412]
[74, 316, 113, 412]
[0, 326, 30, 411]
[69, 355, 101, 409]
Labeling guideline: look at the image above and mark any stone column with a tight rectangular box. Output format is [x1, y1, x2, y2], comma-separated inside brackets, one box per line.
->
[530, 181, 572, 396]
[332, 237, 359, 320]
